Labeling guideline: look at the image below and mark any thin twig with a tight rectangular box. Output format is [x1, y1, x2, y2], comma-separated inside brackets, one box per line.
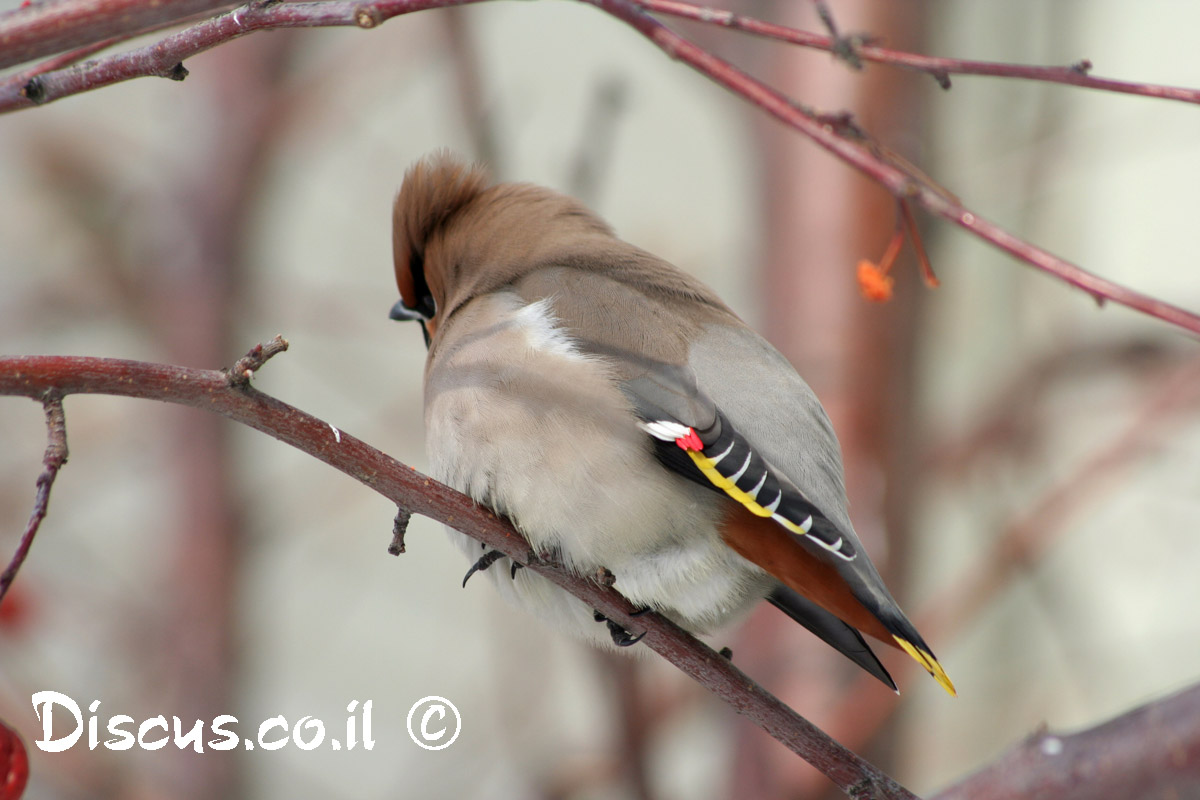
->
[389, 506, 411, 555]
[634, 0, 1200, 104]
[0, 393, 69, 606]
[7, 0, 1199, 107]
[0, 0, 485, 113]
[8, 36, 125, 82]
[808, 0, 862, 70]
[4, 4, 260, 91]
[2, 1, 1198, 336]
[0, 352, 920, 800]
[582, 0, 1200, 336]
[898, 198, 938, 288]
[0, 0, 238, 70]
[226, 334, 289, 386]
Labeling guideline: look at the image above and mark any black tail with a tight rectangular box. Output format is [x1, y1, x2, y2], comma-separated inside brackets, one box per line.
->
[768, 585, 896, 692]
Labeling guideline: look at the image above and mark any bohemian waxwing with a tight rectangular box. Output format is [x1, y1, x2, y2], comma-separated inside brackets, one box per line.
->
[389, 153, 955, 696]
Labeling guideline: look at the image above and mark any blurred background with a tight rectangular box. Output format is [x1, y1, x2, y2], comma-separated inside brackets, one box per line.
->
[2, 1, 1199, 798]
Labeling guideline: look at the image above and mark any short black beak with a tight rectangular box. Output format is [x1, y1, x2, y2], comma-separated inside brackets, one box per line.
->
[389, 299, 427, 322]
[390, 299, 433, 348]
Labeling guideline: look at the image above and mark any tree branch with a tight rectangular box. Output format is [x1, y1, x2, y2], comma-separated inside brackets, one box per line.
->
[634, 0, 1200, 104]
[0, 0, 484, 112]
[932, 682, 1200, 800]
[0, 0, 236, 70]
[0, 391, 68, 606]
[582, 0, 1200, 337]
[0, 351, 919, 800]
[2, 0, 1198, 336]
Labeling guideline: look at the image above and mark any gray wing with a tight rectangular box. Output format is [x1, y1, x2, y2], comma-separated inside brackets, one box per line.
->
[601, 329, 904, 689]
[684, 323, 930, 646]
[686, 323, 854, 535]
[510, 263, 951, 693]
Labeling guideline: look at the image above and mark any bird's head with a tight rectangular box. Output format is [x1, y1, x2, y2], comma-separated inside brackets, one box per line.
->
[389, 152, 614, 349]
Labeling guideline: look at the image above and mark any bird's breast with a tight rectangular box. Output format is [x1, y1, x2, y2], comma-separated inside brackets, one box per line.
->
[422, 291, 770, 635]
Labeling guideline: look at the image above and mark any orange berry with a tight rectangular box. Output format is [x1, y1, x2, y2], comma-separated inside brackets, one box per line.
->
[856, 260, 894, 302]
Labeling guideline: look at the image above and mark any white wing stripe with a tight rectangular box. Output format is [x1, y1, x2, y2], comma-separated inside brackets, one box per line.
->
[708, 441, 735, 465]
[729, 452, 752, 483]
[639, 420, 691, 442]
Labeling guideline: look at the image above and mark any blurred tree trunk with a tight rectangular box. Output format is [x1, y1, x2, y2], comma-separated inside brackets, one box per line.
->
[730, 2, 929, 797]
[144, 33, 294, 800]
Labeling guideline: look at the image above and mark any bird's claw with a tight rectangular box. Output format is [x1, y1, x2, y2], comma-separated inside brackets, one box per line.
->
[607, 620, 646, 647]
[462, 549, 504, 587]
[592, 607, 650, 647]
[463, 549, 526, 587]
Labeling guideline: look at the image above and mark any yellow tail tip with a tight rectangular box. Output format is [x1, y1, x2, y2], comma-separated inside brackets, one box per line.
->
[894, 636, 957, 697]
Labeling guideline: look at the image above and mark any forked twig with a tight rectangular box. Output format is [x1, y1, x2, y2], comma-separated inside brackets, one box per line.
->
[0, 393, 69, 605]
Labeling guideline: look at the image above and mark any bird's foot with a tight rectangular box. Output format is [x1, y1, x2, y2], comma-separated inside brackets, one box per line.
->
[462, 550, 504, 587]
[592, 607, 650, 647]
[607, 619, 647, 647]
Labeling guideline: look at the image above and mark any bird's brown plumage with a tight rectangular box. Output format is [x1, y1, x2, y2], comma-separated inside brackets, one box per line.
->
[719, 504, 893, 644]
[390, 152, 955, 695]
[393, 153, 732, 361]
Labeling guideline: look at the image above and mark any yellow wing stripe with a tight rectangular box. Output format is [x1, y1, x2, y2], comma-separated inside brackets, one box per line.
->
[686, 450, 774, 518]
[688, 438, 954, 696]
[894, 636, 957, 697]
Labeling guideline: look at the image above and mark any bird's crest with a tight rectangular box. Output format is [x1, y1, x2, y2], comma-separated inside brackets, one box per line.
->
[392, 152, 490, 312]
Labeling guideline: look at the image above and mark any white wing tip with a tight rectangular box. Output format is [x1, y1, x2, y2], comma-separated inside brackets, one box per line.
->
[639, 420, 691, 442]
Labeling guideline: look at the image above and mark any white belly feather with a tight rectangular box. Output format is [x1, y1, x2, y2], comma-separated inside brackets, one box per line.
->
[424, 293, 770, 647]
